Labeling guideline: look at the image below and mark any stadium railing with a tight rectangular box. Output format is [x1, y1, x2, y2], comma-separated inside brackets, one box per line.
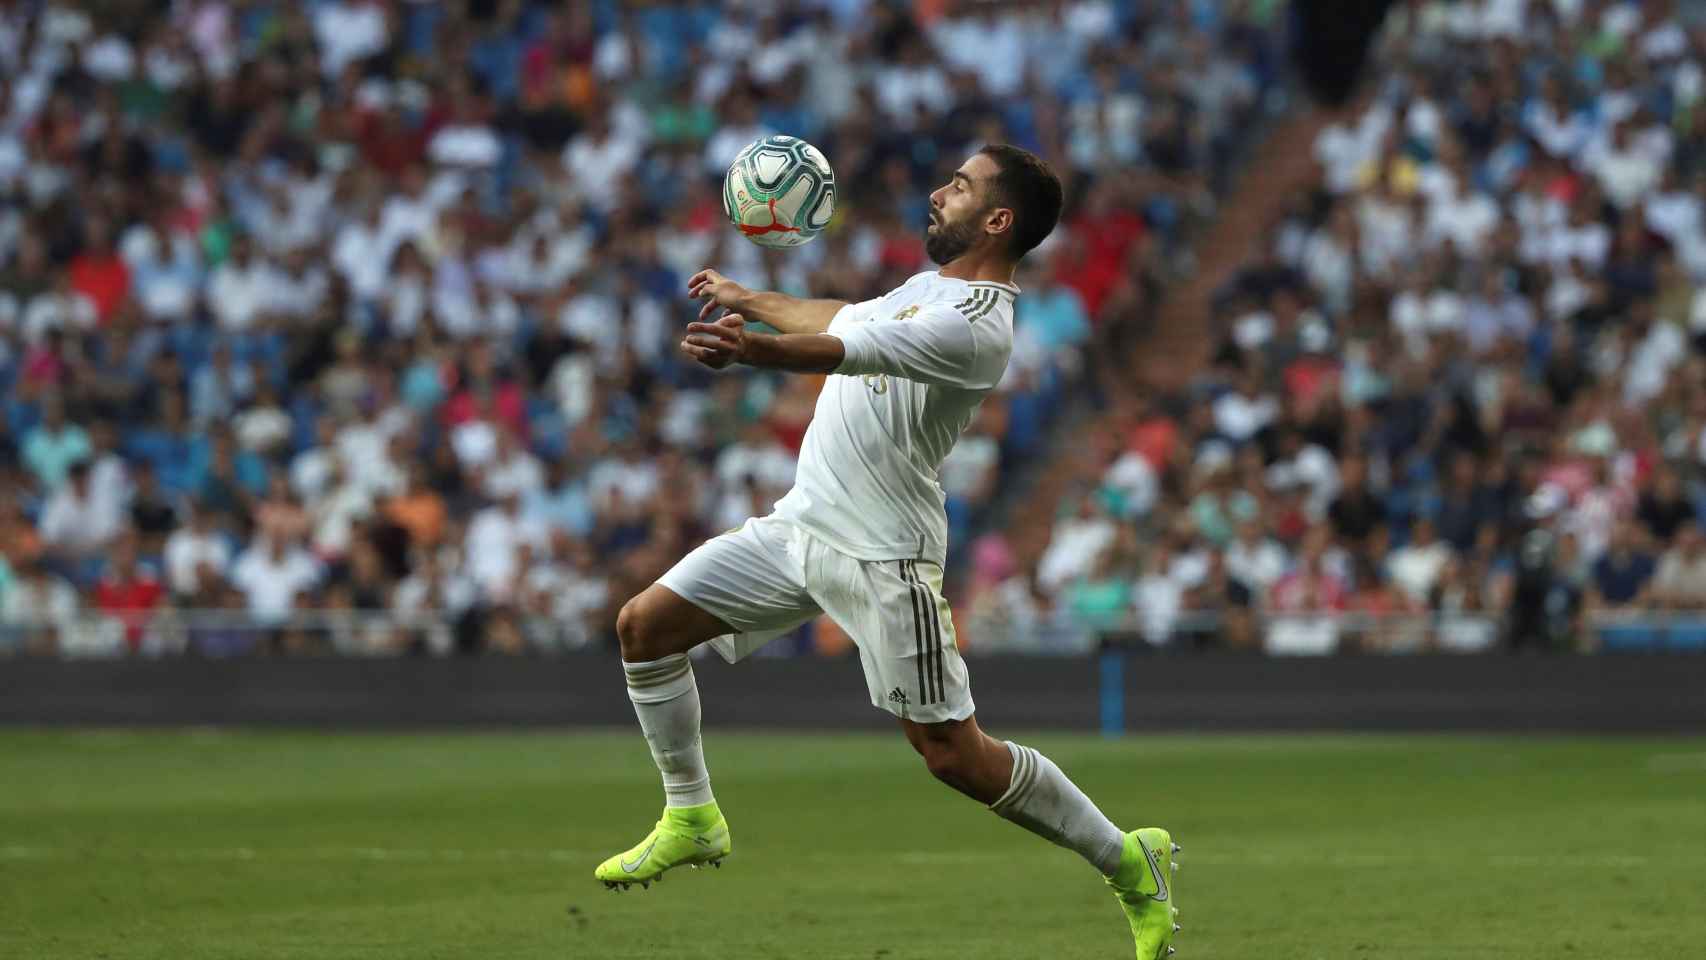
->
[966, 610, 1706, 656]
[0, 610, 594, 659]
[7, 610, 1706, 660]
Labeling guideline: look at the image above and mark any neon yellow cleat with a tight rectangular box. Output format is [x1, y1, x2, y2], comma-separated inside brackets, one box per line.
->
[594, 802, 731, 891]
[1105, 827, 1180, 959]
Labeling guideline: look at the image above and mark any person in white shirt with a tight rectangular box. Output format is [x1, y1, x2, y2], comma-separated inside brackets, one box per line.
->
[230, 534, 321, 624]
[205, 235, 287, 332]
[463, 490, 545, 602]
[163, 508, 231, 600]
[38, 461, 122, 560]
[566, 107, 646, 212]
[309, 459, 374, 561]
[481, 427, 545, 502]
[1132, 543, 1186, 646]
[1037, 493, 1119, 594]
[1225, 517, 1290, 600]
[0, 560, 80, 655]
[331, 201, 389, 302]
[1388, 516, 1454, 606]
[593, 147, 1178, 959]
[1587, 119, 1664, 210]
[1213, 369, 1278, 444]
[312, 0, 387, 78]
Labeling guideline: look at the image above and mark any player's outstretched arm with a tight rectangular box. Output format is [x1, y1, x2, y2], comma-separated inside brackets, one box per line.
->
[688, 267, 845, 335]
[683, 313, 844, 374]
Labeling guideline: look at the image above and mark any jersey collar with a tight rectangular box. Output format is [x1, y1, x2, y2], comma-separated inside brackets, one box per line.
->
[940, 273, 1020, 295]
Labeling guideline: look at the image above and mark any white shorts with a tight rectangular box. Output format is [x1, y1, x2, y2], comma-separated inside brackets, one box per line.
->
[656, 514, 974, 724]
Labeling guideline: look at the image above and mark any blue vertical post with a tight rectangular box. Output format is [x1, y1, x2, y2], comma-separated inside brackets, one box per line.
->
[1098, 648, 1124, 738]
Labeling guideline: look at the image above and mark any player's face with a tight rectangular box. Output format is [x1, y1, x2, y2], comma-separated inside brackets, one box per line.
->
[925, 156, 998, 265]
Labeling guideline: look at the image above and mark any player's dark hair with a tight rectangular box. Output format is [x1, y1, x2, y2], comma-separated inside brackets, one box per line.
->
[977, 144, 1063, 259]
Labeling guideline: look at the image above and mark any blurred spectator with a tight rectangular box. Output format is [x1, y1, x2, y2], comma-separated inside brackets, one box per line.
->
[1327, 453, 1387, 554]
[1132, 543, 1185, 646]
[38, 460, 123, 568]
[1352, 556, 1428, 651]
[92, 535, 163, 652]
[128, 461, 180, 559]
[231, 535, 323, 624]
[1067, 544, 1134, 636]
[163, 508, 232, 602]
[1271, 529, 1348, 614]
[1637, 463, 1696, 546]
[1387, 516, 1453, 608]
[1039, 493, 1117, 595]
[1590, 521, 1659, 611]
[465, 489, 544, 602]
[22, 394, 90, 491]
[1224, 517, 1288, 600]
[1186, 549, 1255, 649]
[1652, 526, 1706, 610]
[1, 560, 79, 655]
[386, 463, 451, 550]
[1189, 460, 1258, 548]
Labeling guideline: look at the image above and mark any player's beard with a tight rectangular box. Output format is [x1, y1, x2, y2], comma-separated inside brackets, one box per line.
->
[924, 207, 982, 265]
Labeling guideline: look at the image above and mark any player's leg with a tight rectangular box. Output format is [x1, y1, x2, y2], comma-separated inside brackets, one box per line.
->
[596, 518, 819, 890]
[897, 715, 1134, 880]
[820, 554, 1179, 958]
[900, 718, 1179, 959]
[615, 583, 733, 813]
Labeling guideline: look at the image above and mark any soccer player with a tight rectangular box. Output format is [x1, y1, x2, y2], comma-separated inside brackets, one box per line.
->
[595, 145, 1180, 959]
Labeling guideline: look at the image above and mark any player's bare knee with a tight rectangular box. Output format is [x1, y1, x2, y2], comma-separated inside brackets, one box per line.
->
[907, 728, 969, 785]
[919, 739, 964, 784]
[616, 596, 665, 661]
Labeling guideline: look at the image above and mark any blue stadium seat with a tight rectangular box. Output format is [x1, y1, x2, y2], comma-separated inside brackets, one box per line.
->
[1597, 624, 1662, 652]
[1665, 621, 1706, 651]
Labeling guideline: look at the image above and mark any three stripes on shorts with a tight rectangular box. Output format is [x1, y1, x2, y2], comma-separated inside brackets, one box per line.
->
[899, 560, 945, 706]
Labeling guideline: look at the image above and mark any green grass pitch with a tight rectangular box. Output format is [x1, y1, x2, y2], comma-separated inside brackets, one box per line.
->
[2, 728, 1703, 959]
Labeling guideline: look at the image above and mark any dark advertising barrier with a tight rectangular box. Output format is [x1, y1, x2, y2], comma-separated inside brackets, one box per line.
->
[3, 653, 1706, 732]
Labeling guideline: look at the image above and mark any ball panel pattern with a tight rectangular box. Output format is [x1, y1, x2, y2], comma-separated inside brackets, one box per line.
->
[724, 135, 836, 248]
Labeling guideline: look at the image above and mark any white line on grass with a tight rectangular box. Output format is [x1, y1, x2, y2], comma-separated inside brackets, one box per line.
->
[1646, 751, 1706, 773]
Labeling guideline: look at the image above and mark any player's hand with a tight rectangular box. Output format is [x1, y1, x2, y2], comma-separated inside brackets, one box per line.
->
[682, 312, 747, 370]
[688, 268, 750, 325]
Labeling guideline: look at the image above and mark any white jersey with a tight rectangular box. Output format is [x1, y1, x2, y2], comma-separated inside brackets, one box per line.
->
[771, 270, 1017, 567]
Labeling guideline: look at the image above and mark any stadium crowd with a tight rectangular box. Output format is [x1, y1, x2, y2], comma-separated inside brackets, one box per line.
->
[980, 0, 1706, 653]
[0, 0, 1286, 655]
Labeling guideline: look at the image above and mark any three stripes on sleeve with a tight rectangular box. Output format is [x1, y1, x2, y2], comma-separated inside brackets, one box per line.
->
[952, 287, 1004, 324]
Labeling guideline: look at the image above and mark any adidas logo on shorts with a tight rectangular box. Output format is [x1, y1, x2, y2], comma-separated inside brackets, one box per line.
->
[888, 687, 909, 707]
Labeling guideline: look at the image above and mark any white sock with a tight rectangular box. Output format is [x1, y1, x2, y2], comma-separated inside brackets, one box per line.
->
[624, 655, 714, 808]
[989, 741, 1126, 875]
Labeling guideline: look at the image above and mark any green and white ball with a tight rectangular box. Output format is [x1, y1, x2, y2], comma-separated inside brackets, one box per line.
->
[723, 135, 836, 248]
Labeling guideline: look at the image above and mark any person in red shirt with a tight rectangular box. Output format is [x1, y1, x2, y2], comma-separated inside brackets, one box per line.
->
[67, 216, 131, 324]
[93, 534, 165, 653]
[1060, 180, 1145, 317]
[440, 339, 529, 438]
[1124, 394, 1179, 473]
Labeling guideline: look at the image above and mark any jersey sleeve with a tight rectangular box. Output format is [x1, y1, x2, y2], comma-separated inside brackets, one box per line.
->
[826, 297, 882, 335]
[831, 301, 1002, 389]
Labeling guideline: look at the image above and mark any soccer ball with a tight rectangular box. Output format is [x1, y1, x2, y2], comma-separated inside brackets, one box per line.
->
[723, 135, 836, 248]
